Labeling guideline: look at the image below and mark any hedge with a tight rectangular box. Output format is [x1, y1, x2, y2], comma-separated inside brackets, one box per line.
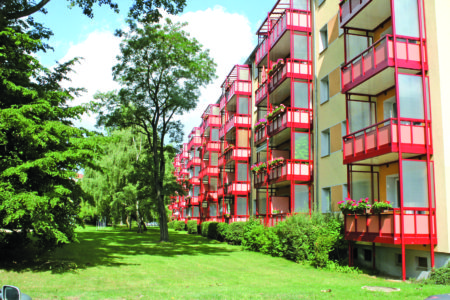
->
[187, 220, 198, 234]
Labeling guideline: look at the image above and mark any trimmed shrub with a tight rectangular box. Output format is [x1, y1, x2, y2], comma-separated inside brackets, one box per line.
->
[216, 222, 229, 242]
[187, 220, 198, 234]
[225, 222, 246, 245]
[200, 222, 211, 237]
[167, 221, 175, 229]
[174, 220, 186, 231]
[242, 218, 266, 252]
[207, 222, 219, 239]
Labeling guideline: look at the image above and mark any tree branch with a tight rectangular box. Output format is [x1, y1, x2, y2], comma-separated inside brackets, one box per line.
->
[6, 0, 51, 20]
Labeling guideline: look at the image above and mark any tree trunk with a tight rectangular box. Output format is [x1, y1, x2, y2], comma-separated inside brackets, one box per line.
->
[126, 214, 132, 231]
[136, 199, 143, 233]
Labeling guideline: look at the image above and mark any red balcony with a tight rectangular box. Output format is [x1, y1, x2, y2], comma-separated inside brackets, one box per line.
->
[343, 118, 432, 165]
[268, 59, 312, 92]
[218, 186, 224, 197]
[179, 200, 186, 207]
[255, 37, 269, 66]
[345, 208, 437, 245]
[253, 171, 267, 188]
[268, 159, 311, 184]
[189, 196, 200, 205]
[223, 147, 251, 166]
[342, 35, 427, 94]
[219, 95, 227, 110]
[267, 108, 311, 137]
[255, 81, 268, 107]
[198, 191, 218, 203]
[225, 182, 250, 195]
[340, 0, 390, 31]
[226, 80, 252, 103]
[223, 115, 252, 133]
[269, 10, 311, 48]
[205, 115, 221, 128]
[254, 126, 267, 145]
[199, 166, 220, 178]
[189, 177, 200, 185]
[205, 141, 220, 153]
[181, 151, 189, 160]
[187, 157, 201, 169]
[188, 136, 202, 150]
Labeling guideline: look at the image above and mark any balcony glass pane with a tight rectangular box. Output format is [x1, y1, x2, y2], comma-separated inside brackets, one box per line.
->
[194, 166, 200, 177]
[399, 74, 424, 119]
[294, 185, 309, 213]
[194, 186, 200, 197]
[293, 81, 309, 109]
[293, 35, 308, 60]
[346, 34, 370, 62]
[349, 101, 371, 133]
[209, 203, 217, 217]
[402, 160, 428, 207]
[237, 163, 248, 181]
[237, 129, 249, 147]
[210, 178, 218, 191]
[193, 206, 199, 217]
[351, 172, 371, 201]
[212, 106, 220, 115]
[237, 197, 247, 215]
[211, 128, 219, 141]
[394, 0, 420, 38]
[239, 68, 250, 81]
[195, 148, 200, 157]
[187, 207, 192, 217]
[239, 97, 249, 115]
[258, 196, 267, 214]
[211, 152, 218, 166]
[295, 132, 309, 160]
[293, 0, 308, 10]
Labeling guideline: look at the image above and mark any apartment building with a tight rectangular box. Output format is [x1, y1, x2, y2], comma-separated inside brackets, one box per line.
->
[169, 0, 450, 280]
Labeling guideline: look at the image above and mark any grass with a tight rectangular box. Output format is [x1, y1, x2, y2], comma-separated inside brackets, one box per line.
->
[0, 226, 448, 299]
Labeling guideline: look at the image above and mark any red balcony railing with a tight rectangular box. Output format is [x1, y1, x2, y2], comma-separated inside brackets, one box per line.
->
[205, 141, 220, 153]
[267, 108, 311, 136]
[188, 136, 202, 150]
[226, 80, 252, 103]
[345, 208, 437, 244]
[187, 157, 201, 169]
[223, 148, 251, 165]
[254, 126, 267, 145]
[205, 115, 221, 128]
[225, 182, 250, 195]
[199, 166, 220, 178]
[255, 81, 268, 106]
[268, 59, 312, 92]
[269, 10, 311, 47]
[219, 95, 227, 110]
[255, 36, 269, 66]
[189, 177, 200, 185]
[343, 118, 432, 164]
[342, 35, 427, 93]
[223, 115, 252, 134]
[253, 171, 267, 188]
[198, 191, 218, 203]
[268, 159, 311, 184]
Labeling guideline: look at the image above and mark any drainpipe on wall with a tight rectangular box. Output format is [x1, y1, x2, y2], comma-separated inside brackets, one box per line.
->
[311, 0, 319, 212]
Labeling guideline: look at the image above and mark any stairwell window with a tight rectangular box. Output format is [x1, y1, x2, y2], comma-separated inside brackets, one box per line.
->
[319, 25, 328, 52]
[321, 129, 330, 157]
[320, 76, 329, 104]
[321, 187, 331, 213]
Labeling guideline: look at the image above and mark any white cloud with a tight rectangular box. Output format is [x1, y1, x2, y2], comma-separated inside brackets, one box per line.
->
[61, 6, 256, 137]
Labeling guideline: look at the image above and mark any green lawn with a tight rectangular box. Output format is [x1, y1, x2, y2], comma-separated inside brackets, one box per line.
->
[1, 226, 447, 299]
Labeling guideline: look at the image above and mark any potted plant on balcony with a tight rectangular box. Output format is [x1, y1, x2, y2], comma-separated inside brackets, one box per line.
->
[338, 197, 372, 215]
[254, 118, 267, 130]
[251, 162, 267, 174]
[371, 200, 393, 214]
[272, 209, 280, 214]
[224, 144, 234, 153]
[268, 157, 285, 168]
[267, 104, 286, 121]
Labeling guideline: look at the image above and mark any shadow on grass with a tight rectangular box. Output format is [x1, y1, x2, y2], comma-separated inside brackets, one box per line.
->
[0, 227, 235, 274]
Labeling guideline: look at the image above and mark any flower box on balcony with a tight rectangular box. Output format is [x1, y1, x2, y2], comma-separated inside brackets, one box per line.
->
[267, 104, 286, 121]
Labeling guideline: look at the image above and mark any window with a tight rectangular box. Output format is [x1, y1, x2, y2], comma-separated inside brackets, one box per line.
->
[210, 128, 219, 141]
[193, 186, 200, 197]
[398, 74, 425, 120]
[294, 132, 309, 160]
[294, 185, 309, 213]
[319, 25, 328, 52]
[237, 163, 248, 181]
[364, 249, 372, 262]
[321, 187, 331, 213]
[193, 206, 199, 217]
[321, 129, 330, 157]
[417, 256, 428, 269]
[209, 203, 217, 217]
[194, 166, 200, 177]
[402, 160, 429, 207]
[237, 197, 247, 215]
[320, 76, 329, 104]
[238, 97, 249, 115]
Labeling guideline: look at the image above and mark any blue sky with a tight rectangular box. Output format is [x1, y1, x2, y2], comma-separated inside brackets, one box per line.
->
[33, 0, 277, 139]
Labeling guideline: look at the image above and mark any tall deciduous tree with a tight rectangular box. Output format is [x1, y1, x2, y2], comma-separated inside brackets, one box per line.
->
[95, 19, 216, 241]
